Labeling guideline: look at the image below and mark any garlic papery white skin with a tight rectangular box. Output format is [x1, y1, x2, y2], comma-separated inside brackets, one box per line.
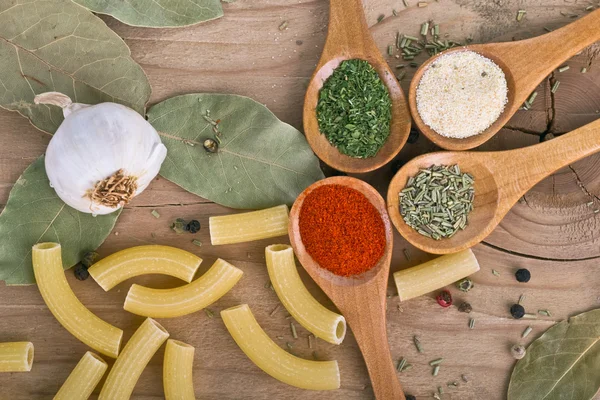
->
[34, 92, 167, 215]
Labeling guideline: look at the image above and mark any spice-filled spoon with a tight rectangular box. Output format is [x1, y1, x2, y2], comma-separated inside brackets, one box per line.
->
[303, 0, 411, 173]
[387, 118, 600, 254]
[289, 177, 404, 400]
[408, 9, 600, 151]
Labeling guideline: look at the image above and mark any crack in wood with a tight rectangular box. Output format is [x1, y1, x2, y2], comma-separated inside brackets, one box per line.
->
[567, 165, 600, 204]
[481, 241, 600, 262]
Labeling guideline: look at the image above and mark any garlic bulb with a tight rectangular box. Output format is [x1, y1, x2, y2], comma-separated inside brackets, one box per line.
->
[35, 92, 167, 215]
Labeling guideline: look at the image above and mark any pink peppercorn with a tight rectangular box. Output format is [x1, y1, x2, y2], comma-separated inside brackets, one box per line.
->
[436, 290, 453, 307]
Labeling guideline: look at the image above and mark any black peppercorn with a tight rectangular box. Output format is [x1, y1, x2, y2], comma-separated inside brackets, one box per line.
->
[74, 263, 89, 281]
[187, 220, 201, 233]
[390, 159, 405, 175]
[407, 128, 420, 144]
[458, 302, 472, 313]
[81, 251, 99, 268]
[203, 138, 218, 153]
[510, 304, 525, 319]
[515, 268, 531, 283]
[405, 395, 416, 400]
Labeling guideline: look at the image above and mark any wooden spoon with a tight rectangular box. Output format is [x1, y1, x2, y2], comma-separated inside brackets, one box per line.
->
[387, 118, 600, 254]
[289, 177, 404, 400]
[303, 0, 411, 173]
[409, 9, 600, 151]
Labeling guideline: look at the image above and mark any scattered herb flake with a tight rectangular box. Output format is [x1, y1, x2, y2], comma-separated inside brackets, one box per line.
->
[413, 335, 424, 353]
[418, 1, 428, 7]
[551, 80, 561, 93]
[290, 322, 298, 339]
[204, 308, 214, 318]
[151, 210, 160, 219]
[433, 365, 440, 376]
[558, 65, 570, 72]
[522, 326, 533, 338]
[269, 304, 281, 316]
[192, 239, 202, 247]
[278, 21, 288, 31]
[538, 309, 552, 317]
[429, 358, 443, 366]
[377, 14, 385, 23]
[516, 9, 526, 21]
[469, 318, 475, 329]
[492, 269, 500, 277]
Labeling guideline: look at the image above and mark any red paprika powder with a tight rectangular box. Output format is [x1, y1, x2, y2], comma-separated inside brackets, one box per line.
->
[298, 184, 386, 277]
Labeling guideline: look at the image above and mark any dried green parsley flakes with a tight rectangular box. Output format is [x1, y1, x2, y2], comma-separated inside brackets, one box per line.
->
[316, 59, 392, 158]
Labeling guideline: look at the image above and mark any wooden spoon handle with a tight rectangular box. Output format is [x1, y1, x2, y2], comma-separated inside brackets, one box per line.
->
[490, 118, 600, 212]
[481, 9, 600, 101]
[341, 284, 405, 400]
[325, 0, 374, 54]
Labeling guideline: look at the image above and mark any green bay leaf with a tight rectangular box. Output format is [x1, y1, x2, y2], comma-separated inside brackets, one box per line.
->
[508, 308, 600, 400]
[0, 157, 120, 285]
[148, 93, 325, 209]
[73, 0, 223, 28]
[0, 0, 151, 134]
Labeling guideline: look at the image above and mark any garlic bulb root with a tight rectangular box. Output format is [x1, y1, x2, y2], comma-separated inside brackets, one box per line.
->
[87, 169, 138, 209]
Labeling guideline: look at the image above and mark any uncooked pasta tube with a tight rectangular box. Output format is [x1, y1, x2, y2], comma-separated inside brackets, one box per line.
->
[54, 351, 107, 400]
[265, 244, 346, 344]
[394, 249, 480, 301]
[89, 245, 202, 291]
[0, 342, 33, 372]
[98, 318, 169, 400]
[32, 243, 123, 358]
[221, 304, 340, 390]
[163, 340, 196, 400]
[124, 258, 243, 318]
[209, 205, 289, 245]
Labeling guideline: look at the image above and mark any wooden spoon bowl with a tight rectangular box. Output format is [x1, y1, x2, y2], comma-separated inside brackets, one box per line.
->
[409, 9, 600, 151]
[289, 176, 404, 400]
[387, 118, 600, 254]
[303, 0, 411, 173]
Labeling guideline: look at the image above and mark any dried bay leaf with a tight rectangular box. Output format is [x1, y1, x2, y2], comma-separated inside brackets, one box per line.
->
[147, 94, 325, 209]
[0, 0, 150, 134]
[73, 0, 223, 28]
[0, 157, 120, 285]
[508, 308, 600, 400]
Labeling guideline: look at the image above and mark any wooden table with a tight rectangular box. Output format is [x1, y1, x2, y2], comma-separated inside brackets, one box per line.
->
[1, 1, 599, 399]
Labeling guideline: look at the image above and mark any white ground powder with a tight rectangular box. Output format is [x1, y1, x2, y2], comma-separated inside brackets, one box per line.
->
[416, 50, 508, 139]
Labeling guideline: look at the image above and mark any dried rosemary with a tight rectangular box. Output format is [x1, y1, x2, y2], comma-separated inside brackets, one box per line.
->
[399, 164, 475, 239]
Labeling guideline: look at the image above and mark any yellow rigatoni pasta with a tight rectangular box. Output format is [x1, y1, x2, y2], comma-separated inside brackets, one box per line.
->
[221, 304, 340, 390]
[0, 342, 33, 372]
[32, 243, 123, 358]
[124, 259, 243, 318]
[99, 318, 169, 400]
[89, 245, 202, 291]
[265, 245, 346, 345]
[209, 205, 289, 245]
[163, 340, 196, 400]
[394, 249, 480, 301]
[54, 352, 107, 400]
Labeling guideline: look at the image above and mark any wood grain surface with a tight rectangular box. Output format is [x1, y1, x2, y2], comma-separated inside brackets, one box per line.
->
[1, 1, 599, 399]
